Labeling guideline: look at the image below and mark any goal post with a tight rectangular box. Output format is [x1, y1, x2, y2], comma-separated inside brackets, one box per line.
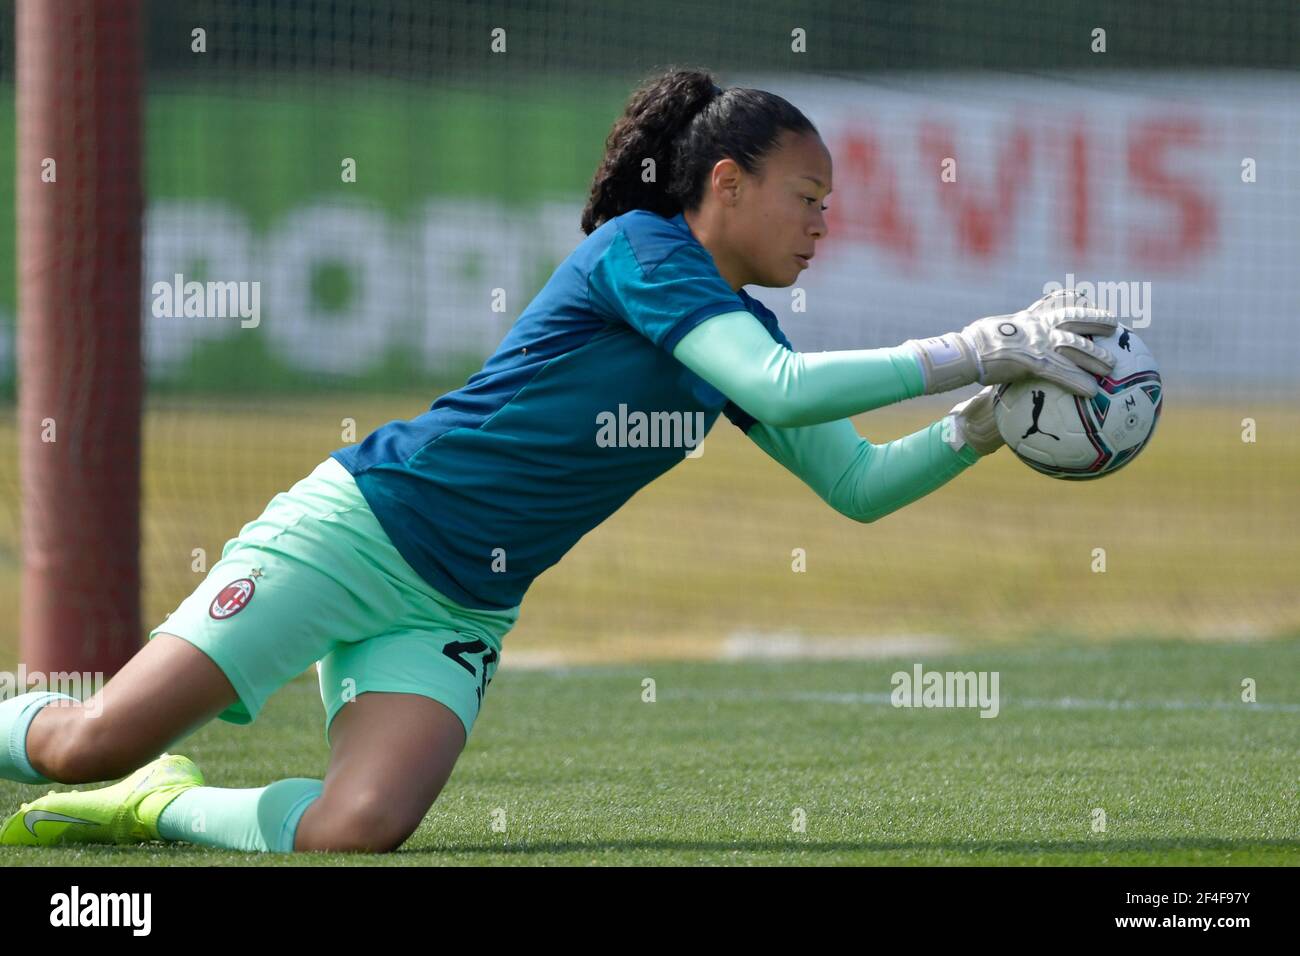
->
[16, 0, 144, 677]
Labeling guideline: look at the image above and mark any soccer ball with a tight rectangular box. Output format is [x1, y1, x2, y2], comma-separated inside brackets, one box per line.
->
[993, 323, 1162, 480]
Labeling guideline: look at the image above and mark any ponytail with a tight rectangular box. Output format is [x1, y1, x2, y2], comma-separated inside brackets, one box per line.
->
[580, 68, 816, 235]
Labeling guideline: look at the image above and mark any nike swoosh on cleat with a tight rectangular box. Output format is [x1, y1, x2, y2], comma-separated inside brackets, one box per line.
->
[24, 809, 99, 837]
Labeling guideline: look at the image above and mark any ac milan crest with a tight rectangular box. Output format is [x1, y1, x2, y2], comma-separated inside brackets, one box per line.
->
[209, 577, 256, 620]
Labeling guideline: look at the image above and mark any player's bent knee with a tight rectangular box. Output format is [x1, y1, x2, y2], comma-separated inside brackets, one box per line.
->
[297, 789, 425, 853]
[306, 830, 407, 854]
[335, 789, 423, 851]
[295, 820, 409, 854]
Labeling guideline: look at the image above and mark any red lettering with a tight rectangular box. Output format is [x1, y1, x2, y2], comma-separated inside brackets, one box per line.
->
[1127, 118, 1215, 267]
[1067, 126, 1090, 258]
[919, 123, 1032, 258]
[825, 132, 917, 263]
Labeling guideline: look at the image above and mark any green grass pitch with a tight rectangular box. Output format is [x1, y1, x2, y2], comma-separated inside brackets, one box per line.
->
[2, 637, 1296, 866]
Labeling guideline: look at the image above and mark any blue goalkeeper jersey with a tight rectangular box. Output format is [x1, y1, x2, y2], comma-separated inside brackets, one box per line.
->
[330, 209, 793, 610]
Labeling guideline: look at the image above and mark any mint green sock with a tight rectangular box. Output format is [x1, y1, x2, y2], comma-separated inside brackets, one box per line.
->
[158, 778, 323, 853]
[0, 691, 78, 783]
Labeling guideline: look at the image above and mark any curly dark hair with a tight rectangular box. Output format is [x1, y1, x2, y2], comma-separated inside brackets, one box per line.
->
[580, 67, 818, 235]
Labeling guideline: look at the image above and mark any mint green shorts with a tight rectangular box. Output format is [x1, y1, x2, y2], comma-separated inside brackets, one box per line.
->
[148, 457, 519, 746]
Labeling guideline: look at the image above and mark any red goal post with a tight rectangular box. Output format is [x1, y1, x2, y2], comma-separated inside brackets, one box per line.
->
[16, 0, 143, 677]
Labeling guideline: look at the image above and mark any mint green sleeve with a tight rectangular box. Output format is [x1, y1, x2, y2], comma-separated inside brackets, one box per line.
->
[671, 309, 925, 428]
[745, 416, 981, 523]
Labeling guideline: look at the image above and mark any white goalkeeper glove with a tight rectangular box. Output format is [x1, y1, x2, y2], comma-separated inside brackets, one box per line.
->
[943, 385, 1003, 457]
[907, 289, 1119, 398]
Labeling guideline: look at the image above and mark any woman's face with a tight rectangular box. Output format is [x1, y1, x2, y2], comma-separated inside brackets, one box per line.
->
[693, 129, 833, 290]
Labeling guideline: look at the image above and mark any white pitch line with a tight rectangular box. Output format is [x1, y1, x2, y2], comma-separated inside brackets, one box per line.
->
[720, 631, 959, 660]
[658, 689, 1300, 714]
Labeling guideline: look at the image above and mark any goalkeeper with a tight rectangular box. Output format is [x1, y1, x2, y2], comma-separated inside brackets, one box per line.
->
[0, 69, 1115, 854]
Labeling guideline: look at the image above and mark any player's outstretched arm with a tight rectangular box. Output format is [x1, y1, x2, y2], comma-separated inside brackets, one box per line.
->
[671, 309, 925, 428]
[742, 411, 987, 524]
[670, 289, 1117, 431]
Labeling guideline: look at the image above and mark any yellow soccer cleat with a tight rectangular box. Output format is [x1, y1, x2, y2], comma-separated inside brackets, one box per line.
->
[0, 752, 204, 847]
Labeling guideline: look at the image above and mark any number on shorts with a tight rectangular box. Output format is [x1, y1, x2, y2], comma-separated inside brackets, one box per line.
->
[441, 637, 499, 703]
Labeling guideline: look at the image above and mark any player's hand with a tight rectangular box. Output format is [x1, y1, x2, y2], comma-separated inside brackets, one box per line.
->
[945, 385, 1004, 456]
[960, 290, 1118, 397]
[908, 289, 1119, 398]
